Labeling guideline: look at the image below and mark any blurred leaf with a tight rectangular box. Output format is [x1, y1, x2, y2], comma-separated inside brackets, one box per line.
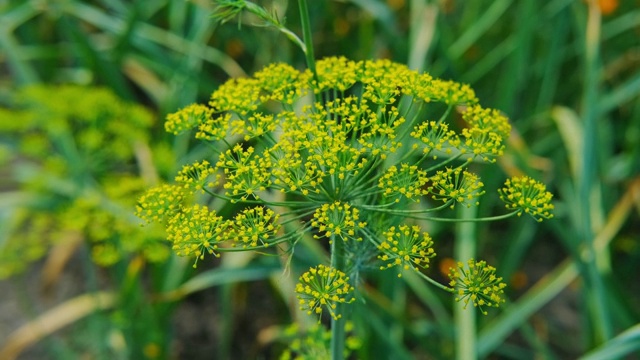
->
[579, 323, 640, 360]
[551, 106, 583, 179]
[0, 292, 116, 360]
[156, 262, 281, 301]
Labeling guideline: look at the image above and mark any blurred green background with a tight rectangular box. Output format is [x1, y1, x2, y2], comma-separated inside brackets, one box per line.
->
[1, 0, 639, 359]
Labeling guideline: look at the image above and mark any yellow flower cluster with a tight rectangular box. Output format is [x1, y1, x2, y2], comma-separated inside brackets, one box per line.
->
[279, 322, 360, 360]
[311, 202, 366, 241]
[166, 204, 228, 266]
[255, 63, 307, 104]
[499, 176, 555, 221]
[165, 103, 212, 135]
[211, 77, 262, 115]
[216, 144, 271, 201]
[459, 105, 511, 163]
[308, 56, 360, 93]
[175, 160, 219, 192]
[196, 113, 231, 141]
[230, 206, 280, 248]
[295, 264, 355, 321]
[427, 79, 478, 105]
[448, 259, 507, 315]
[378, 225, 436, 276]
[410, 120, 456, 157]
[427, 168, 485, 208]
[141, 57, 554, 317]
[378, 164, 428, 202]
[135, 184, 186, 223]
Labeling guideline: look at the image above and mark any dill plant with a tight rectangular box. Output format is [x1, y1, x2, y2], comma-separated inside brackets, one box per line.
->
[0, 85, 169, 277]
[135, 1, 555, 358]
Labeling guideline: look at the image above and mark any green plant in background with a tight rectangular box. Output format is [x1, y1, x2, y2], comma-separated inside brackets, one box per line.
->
[135, 1, 554, 357]
[0, 85, 169, 276]
[0, 85, 183, 359]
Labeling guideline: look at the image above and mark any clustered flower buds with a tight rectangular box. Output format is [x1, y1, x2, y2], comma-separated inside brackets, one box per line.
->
[499, 176, 555, 222]
[295, 264, 355, 321]
[448, 259, 507, 315]
[136, 57, 554, 318]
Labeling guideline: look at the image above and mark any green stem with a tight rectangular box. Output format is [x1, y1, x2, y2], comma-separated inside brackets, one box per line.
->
[298, 0, 316, 77]
[580, 1, 612, 344]
[330, 236, 346, 360]
[455, 205, 477, 360]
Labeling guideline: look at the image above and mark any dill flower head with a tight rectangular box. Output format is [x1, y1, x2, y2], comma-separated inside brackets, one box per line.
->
[427, 168, 485, 208]
[196, 113, 231, 141]
[255, 62, 307, 104]
[175, 160, 220, 192]
[210, 77, 262, 115]
[165, 103, 212, 135]
[216, 144, 272, 201]
[295, 264, 355, 321]
[499, 176, 554, 221]
[378, 225, 436, 277]
[311, 201, 366, 241]
[135, 184, 186, 224]
[410, 120, 457, 157]
[166, 204, 228, 267]
[279, 322, 360, 360]
[309, 56, 360, 93]
[229, 206, 280, 248]
[448, 259, 507, 315]
[378, 163, 429, 202]
[427, 79, 478, 105]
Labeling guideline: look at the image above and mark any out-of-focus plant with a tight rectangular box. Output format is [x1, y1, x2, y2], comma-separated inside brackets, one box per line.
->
[0, 85, 171, 278]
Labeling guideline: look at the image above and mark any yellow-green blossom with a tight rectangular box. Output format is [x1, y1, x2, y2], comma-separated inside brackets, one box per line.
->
[216, 144, 272, 201]
[427, 168, 485, 208]
[230, 206, 280, 248]
[448, 259, 507, 315]
[255, 62, 307, 104]
[166, 204, 228, 266]
[411, 120, 457, 157]
[136, 184, 187, 223]
[165, 103, 212, 135]
[378, 225, 436, 276]
[175, 160, 219, 192]
[308, 56, 359, 93]
[210, 77, 262, 115]
[279, 322, 360, 360]
[311, 202, 366, 241]
[499, 176, 554, 221]
[295, 265, 355, 321]
[378, 164, 428, 202]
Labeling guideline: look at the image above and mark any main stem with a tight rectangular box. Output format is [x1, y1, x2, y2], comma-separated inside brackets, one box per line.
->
[455, 205, 477, 360]
[330, 236, 346, 360]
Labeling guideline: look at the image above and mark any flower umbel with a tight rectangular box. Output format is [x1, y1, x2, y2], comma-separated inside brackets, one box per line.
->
[175, 160, 220, 192]
[165, 103, 212, 135]
[295, 264, 355, 321]
[378, 225, 436, 277]
[499, 176, 554, 221]
[311, 202, 365, 241]
[166, 204, 228, 267]
[427, 168, 485, 208]
[135, 184, 186, 224]
[448, 259, 506, 315]
[229, 206, 280, 248]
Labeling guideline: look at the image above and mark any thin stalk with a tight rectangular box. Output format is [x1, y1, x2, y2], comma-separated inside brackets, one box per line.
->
[455, 205, 477, 360]
[580, 0, 612, 344]
[330, 235, 346, 360]
[298, 0, 316, 78]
